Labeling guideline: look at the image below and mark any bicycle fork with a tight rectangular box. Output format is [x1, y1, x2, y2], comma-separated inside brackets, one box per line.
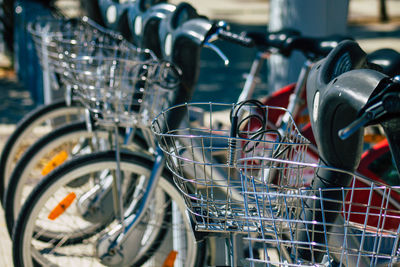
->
[94, 146, 166, 266]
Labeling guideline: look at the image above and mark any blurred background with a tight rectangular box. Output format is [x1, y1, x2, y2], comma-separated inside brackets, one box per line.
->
[0, 0, 399, 124]
[0, 1, 399, 266]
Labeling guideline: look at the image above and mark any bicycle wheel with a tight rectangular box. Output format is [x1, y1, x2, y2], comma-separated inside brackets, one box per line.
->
[12, 150, 204, 267]
[0, 99, 84, 202]
[3, 121, 118, 235]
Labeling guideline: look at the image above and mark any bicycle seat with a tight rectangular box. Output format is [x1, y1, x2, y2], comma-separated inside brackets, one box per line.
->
[307, 40, 386, 172]
[127, 1, 175, 56]
[367, 48, 400, 77]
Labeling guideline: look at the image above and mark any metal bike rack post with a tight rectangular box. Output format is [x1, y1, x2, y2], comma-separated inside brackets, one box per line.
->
[14, 0, 52, 105]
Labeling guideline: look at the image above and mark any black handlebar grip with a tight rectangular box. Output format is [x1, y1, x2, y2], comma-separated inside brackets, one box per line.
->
[218, 29, 254, 47]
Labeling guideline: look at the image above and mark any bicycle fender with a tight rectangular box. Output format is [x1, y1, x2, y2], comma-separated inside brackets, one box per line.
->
[170, 19, 212, 102]
[128, 3, 176, 53]
[158, 3, 206, 60]
[98, 0, 131, 32]
[317, 69, 385, 171]
[307, 40, 372, 172]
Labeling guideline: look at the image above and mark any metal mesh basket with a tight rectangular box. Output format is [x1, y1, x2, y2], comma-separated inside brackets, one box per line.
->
[29, 15, 180, 129]
[27, 16, 134, 90]
[239, 157, 400, 266]
[151, 102, 310, 233]
[63, 55, 180, 128]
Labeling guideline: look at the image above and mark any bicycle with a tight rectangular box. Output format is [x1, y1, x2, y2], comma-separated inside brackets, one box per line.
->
[1, 15, 151, 231]
[0, 15, 130, 203]
[152, 40, 400, 266]
[11, 20, 197, 267]
[0, 0, 169, 203]
[2, 1, 202, 236]
[292, 39, 400, 266]
[237, 41, 400, 266]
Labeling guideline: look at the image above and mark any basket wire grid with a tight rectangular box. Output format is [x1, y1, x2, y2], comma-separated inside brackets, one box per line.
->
[151, 102, 310, 233]
[27, 16, 133, 91]
[29, 16, 181, 135]
[63, 56, 180, 130]
[239, 155, 400, 266]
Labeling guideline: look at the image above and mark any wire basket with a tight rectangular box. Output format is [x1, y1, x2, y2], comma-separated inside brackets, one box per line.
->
[27, 16, 135, 90]
[151, 102, 310, 233]
[239, 157, 400, 266]
[63, 55, 180, 128]
[29, 15, 180, 130]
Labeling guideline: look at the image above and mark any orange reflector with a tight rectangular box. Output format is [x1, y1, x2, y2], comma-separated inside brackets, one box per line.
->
[41, 150, 68, 176]
[48, 192, 76, 220]
[162, 250, 178, 267]
[364, 134, 386, 144]
[296, 115, 309, 125]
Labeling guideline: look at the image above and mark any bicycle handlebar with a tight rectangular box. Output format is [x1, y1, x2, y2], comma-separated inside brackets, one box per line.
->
[208, 22, 351, 60]
[339, 78, 400, 140]
[217, 28, 254, 47]
[249, 31, 351, 59]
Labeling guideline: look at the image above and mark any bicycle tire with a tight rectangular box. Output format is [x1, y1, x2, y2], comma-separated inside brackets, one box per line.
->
[0, 99, 84, 203]
[3, 121, 115, 236]
[12, 150, 205, 267]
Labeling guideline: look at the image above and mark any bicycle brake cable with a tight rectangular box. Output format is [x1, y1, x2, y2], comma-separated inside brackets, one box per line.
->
[229, 99, 283, 158]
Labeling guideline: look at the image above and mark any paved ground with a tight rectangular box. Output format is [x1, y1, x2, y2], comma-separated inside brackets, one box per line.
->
[0, 0, 399, 266]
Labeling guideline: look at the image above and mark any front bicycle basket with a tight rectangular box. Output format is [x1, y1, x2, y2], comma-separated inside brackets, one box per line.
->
[151, 102, 310, 233]
[34, 16, 181, 130]
[28, 16, 128, 91]
[63, 55, 180, 128]
[239, 156, 400, 266]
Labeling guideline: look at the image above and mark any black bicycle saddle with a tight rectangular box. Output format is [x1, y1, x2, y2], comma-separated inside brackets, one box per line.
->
[299, 40, 400, 263]
[157, 10, 215, 131]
